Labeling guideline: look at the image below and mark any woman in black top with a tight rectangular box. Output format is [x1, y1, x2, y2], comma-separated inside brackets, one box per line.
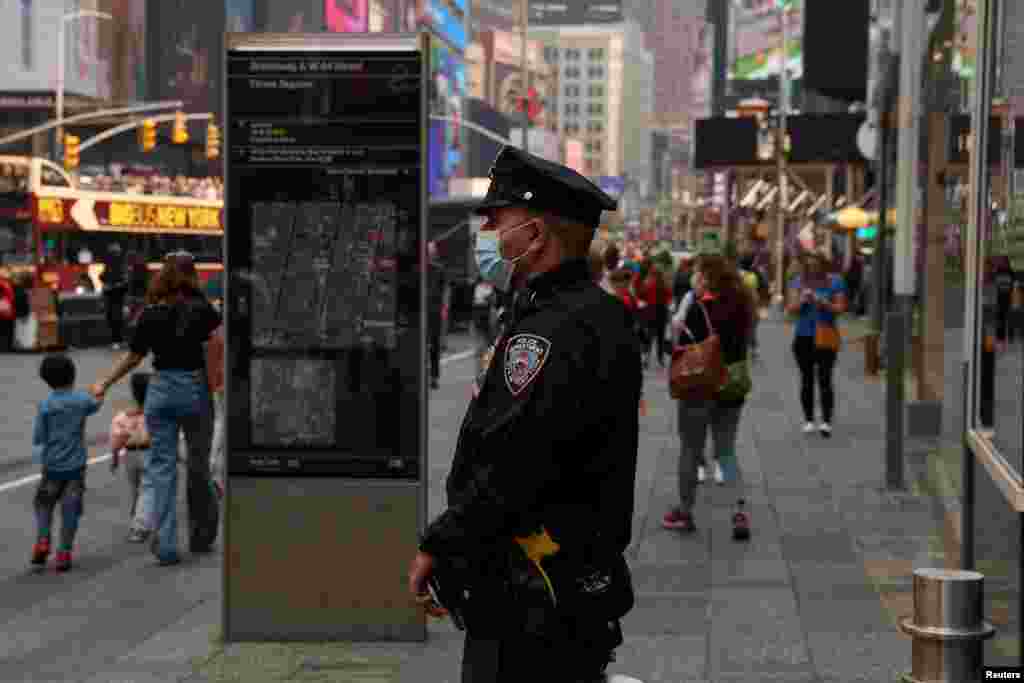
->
[91, 252, 221, 565]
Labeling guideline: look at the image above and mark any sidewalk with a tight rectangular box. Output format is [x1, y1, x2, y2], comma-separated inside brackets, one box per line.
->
[70, 320, 956, 683]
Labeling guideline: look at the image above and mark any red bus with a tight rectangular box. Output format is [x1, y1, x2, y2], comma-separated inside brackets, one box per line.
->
[0, 155, 223, 292]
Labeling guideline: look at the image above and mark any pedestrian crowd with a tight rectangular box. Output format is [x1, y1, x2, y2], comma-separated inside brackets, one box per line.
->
[581, 237, 850, 539]
[28, 251, 225, 570]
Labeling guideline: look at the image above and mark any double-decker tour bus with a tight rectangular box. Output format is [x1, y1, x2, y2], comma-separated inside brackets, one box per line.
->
[0, 155, 223, 292]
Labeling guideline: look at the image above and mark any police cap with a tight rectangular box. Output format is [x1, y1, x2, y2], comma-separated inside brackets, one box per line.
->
[474, 145, 618, 228]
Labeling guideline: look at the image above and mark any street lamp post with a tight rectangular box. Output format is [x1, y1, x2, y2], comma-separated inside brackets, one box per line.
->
[55, 9, 113, 160]
[520, 0, 530, 152]
[775, 0, 790, 307]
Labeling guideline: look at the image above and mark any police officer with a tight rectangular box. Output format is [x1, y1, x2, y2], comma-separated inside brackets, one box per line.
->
[407, 146, 643, 682]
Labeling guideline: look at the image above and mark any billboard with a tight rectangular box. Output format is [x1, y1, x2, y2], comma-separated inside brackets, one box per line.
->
[147, 0, 226, 115]
[425, 0, 466, 51]
[227, 0, 256, 32]
[728, 0, 803, 81]
[528, 1, 623, 25]
[428, 35, 466, 197]
[690, 19, 712, 123]
[326, 0, 370, 32]
[565, 138, 584, 173]
[597, 176, 625, 198]
[110, 0, 147, 102]
[264, 0, 323, 31]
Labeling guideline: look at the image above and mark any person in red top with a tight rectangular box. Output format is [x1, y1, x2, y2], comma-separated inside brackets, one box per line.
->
[633, 259, 673, 368]
[0, 269, 16, 352]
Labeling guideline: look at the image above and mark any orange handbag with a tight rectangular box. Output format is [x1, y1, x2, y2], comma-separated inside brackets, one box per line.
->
[814, 322, 841, 352]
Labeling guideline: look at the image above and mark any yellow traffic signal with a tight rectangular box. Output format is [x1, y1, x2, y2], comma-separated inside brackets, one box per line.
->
[141, 119, 156, 152]
[206, 122, 220, 160]
[63, 134, 80, 170]
[172, 111, 189, 144]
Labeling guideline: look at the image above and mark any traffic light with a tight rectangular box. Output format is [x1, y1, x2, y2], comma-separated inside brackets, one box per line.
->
[206, 122, 220, 160]
[63, 135, 80, 170]
[141, 119, 156, 152]
[172, 110, 189, 144]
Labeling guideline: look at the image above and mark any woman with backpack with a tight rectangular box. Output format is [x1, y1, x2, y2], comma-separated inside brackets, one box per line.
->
[664, 253, 756, 539]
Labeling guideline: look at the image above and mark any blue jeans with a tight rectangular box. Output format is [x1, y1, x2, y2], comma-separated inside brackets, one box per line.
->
[144, 370, 213, 561]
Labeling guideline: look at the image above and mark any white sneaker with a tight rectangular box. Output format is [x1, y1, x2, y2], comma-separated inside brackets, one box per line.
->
[802, 421, 817, 434]
[697, 465, 706, 483]
[818, 422, 832, 437]
[713, 460, 725, 485]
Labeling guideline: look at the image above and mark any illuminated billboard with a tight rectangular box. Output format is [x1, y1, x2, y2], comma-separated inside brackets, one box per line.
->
[428, 35, 466, 197]
[325, 0, 370, 32]
[728, 0, 803, 81]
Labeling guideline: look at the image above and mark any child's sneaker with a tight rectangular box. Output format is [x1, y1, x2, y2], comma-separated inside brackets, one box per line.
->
[802, 421, 817, 434]
[55, 550, 72, 572]
[31, 538, 50, 566]
[818, 422, 833, 438]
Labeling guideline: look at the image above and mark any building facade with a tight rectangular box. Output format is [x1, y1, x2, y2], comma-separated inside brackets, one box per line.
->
[530, 21, 653, 192]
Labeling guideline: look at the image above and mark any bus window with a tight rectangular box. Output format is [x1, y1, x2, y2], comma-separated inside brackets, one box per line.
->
[40, 164, 72, 189]
[0, 215, 32, 266]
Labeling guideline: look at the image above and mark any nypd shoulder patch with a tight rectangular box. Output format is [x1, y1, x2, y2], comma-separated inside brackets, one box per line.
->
[504, 333, 552, 397]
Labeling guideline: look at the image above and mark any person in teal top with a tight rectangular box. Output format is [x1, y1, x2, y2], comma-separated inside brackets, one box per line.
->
[786, 251, 848, 437]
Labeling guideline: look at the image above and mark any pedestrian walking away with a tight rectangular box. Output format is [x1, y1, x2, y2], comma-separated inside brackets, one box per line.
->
[91, 251, 222, 566]
[100, 243, 128, 350]
[665, 252, 756, 538]
[31, 354, 104, 572]
[409, 145, 642, 683]
[428, 241, 446, 390]
[786, 250, 848, 438]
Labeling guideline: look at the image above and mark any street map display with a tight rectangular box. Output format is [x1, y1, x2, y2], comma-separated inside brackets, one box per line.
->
[225, 41, 424, 469]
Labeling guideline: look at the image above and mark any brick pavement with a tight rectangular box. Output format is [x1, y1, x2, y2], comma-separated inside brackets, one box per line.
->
[0, 323, 960, 682]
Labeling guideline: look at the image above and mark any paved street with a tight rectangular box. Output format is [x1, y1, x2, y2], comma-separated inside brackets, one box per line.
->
[0, 322, 966, 682]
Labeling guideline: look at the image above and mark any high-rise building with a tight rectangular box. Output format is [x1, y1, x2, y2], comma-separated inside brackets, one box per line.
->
[530, 21, 654, 194]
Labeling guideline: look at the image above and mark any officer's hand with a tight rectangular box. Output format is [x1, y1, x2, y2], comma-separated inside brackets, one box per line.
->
[407, 551, 448, 618]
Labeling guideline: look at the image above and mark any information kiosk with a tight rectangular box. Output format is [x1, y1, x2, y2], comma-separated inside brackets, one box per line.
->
[223, 33, 429, 642]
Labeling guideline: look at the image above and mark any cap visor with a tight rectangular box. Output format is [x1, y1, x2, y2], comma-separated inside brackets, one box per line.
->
[473, 198, 517, 215]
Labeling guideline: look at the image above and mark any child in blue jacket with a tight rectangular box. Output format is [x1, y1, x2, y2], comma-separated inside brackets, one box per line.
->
[31, 354, 103, 571]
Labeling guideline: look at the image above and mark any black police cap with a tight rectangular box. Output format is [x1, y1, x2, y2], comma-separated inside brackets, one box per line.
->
[474, 146, 618, 228]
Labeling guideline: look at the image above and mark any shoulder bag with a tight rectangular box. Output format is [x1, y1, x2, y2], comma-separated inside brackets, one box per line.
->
[814, 321, 841, 352]
[669, 300, 726, 400]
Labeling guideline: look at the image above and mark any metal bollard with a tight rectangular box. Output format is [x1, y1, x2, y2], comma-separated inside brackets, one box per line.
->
[898, 568, 996, 683]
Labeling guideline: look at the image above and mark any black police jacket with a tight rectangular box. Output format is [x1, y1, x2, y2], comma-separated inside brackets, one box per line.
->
[419, 257, 642, 613]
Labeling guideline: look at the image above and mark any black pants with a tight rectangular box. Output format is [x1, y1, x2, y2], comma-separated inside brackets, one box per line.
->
[105, 293, 125, 345]
[0, 318, 12, 352]
[461, 618, 620, 683]
[792, 335, 837, 423]
[644, 304, 670, 364]
[429, 322, 441, 382]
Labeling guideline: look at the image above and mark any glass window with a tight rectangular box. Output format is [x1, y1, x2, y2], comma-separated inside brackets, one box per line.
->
[588, 48, 604, 60]
[0, 216, 33, 266]
[40, 166, 71, 188]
